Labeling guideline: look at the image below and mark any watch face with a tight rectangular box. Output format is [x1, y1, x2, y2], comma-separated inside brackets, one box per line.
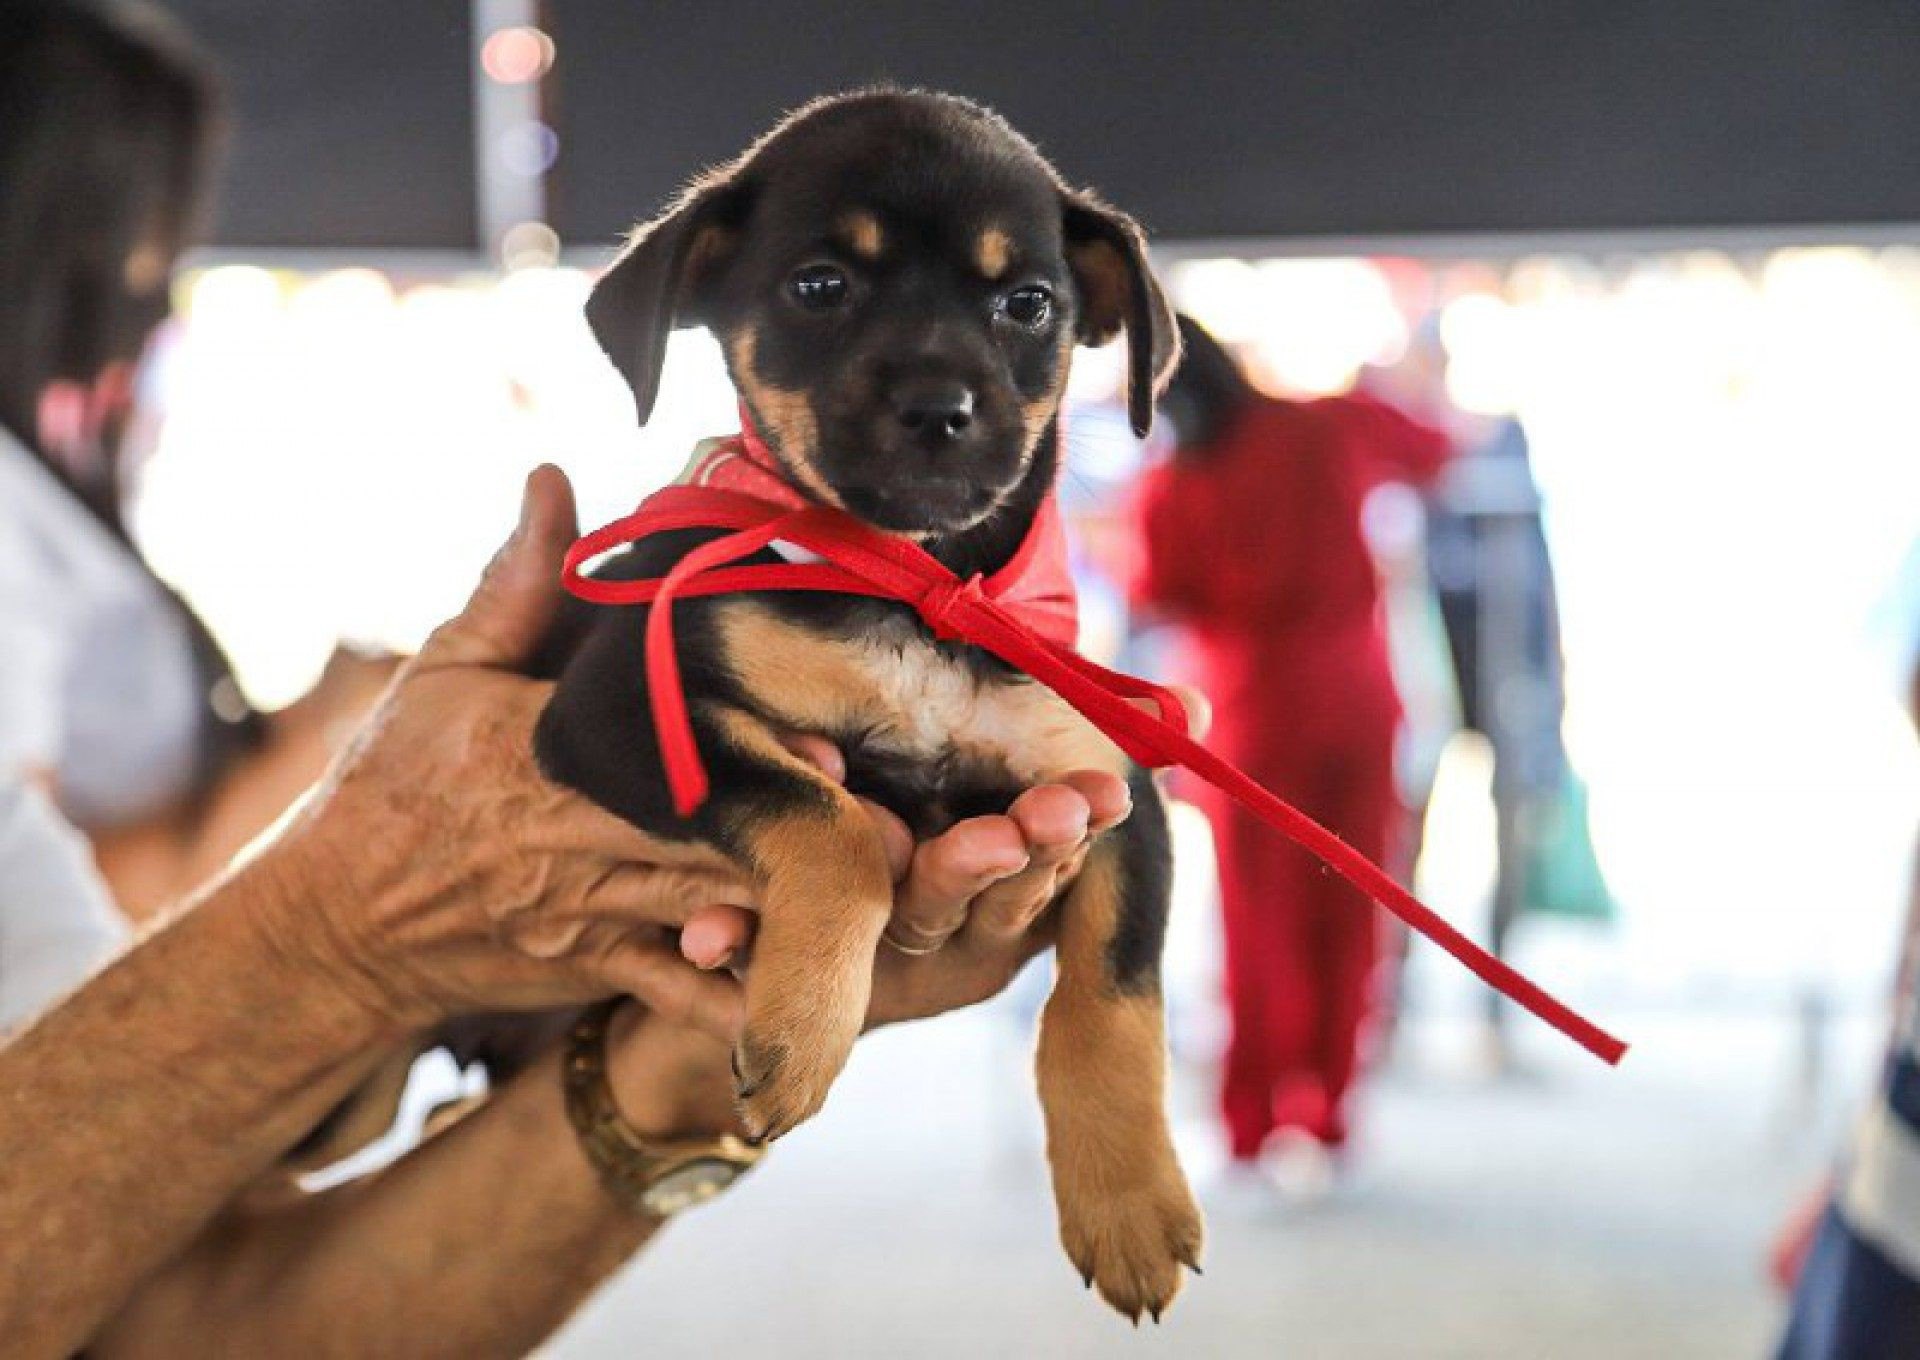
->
[641, 1158, 745, 1217]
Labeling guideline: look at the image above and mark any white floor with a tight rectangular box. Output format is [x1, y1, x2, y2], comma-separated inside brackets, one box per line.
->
[548, 1003, 1868, 1360]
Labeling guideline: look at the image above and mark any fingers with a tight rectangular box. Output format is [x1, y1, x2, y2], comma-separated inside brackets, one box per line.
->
[776, 730, 919, 874]
[773, 730, 917, 880]
[552, 789, 707, 863]
[857, 798, 915, 882]
[1059, 770, 1133, 834]
[776, 731, 846, 784]
[589, 935, 745, 1043]
[680, 904, 754, 970]
[545, 788, 750, 878]
[967, 784, 1094, 942]
[883, 770, 1133, 954]
[1005, 780, 1092, 846]
[420, 464, 581, 671]
[581, 860, 755, 923]
[889, 815, 1029, 952]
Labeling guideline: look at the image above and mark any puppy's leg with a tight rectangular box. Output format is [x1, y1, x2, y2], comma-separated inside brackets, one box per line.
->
[1037, 773, 1202, 1321]
[697, 705, 895, 1142]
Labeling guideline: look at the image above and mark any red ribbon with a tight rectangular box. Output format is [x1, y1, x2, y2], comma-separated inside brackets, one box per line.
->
[562, 471, 1628, 1067]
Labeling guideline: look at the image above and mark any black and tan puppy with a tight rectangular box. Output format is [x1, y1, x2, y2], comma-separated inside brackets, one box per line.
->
[536, 89, 1200, 1318]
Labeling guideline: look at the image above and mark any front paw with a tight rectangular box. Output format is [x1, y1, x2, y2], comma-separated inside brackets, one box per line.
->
[730, 987, 864, 1142]
[1057, 1157, 1205, 1323]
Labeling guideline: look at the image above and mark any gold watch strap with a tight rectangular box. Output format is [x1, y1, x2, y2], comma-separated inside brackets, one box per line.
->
[562, 1000, 763, 1216]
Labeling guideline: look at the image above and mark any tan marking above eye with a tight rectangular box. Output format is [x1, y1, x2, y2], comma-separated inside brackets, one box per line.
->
[976, 228, 1013, 280]
[837, 211, 885, 261]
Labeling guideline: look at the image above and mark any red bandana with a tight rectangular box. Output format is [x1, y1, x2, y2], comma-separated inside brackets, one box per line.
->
[678, 420, 1081, 647]
[563, 420, 1628, 1066]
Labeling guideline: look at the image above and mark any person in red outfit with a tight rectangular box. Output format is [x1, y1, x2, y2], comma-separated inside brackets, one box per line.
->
[1131, 317, 1451, 1172]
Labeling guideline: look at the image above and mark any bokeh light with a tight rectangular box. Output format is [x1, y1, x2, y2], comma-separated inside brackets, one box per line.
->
[500, 219, 561, 271]
[1170, 256, 1407, 395]
[497, 121, 559, 178]
[480, 25, 554, 85]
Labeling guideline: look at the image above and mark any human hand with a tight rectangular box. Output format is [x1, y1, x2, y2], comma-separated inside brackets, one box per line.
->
[599, 693, 1207, 1146]
[676, 682, 1208, 1030]
[859, 766, 1131, 1027]
[671, 751, 1129, 1023]
[257, 467, 755, 1041]
[586, 762, 1129, 1145]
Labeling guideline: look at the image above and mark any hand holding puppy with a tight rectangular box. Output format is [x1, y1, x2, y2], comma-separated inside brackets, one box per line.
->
[256, 465, 1127, 1047]
[680, 710, 1205, 1031]
[252, 467, 758, 1040]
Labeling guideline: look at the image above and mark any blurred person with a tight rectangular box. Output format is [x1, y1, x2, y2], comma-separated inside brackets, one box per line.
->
[0, 5, 1129, 1354]
[1131, 315, 1451, 1187]
[1773, 572, 1920, 1358]
[0, 0, 396, 935]
[1390, 324, 1612, 1060]
[1371, 324, 1610, 1067]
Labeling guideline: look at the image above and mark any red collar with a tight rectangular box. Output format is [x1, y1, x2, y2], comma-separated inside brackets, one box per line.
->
[562, 423, 1627, 1068]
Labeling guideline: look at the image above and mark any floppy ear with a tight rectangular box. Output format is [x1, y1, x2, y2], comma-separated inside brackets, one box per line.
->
[586, 176, 744, 425]
[1062, 192, 1180, 437]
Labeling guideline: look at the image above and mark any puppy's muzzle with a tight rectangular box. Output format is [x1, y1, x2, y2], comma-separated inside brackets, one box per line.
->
[889, 377, 976, 450]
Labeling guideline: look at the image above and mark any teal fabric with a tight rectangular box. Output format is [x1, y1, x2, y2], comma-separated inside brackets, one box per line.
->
[1520, 772, 1615, 923]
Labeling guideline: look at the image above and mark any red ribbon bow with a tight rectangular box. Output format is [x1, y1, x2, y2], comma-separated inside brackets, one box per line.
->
[562, 452, 1628, 1067]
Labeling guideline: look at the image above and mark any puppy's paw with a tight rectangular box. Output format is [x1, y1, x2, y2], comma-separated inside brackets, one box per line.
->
[731, 998, 861, 1142]
[1057, 1161, 1204, 1323]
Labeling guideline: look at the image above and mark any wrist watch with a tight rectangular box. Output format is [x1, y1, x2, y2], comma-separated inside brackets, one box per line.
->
[563, 1000, 764, 1218]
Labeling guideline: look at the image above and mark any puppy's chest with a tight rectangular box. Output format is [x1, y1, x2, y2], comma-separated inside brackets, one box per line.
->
[718, 601, 1126, 832]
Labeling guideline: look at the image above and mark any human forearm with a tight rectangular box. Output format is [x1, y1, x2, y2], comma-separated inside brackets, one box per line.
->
[0, 462, 1103, 1359]
[0, 849, 393, 1359]
[92, 1013, 738, 1360]
[0, 471, 754, 1356]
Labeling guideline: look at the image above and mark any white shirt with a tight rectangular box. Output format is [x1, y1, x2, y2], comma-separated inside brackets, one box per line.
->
[0, 781, 125, 1031]
[0, 430, 205, 1028]
[0, 432, 203, 826]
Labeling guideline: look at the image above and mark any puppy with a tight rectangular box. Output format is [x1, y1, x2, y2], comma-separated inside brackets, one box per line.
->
[537, 89, 1200, 1319]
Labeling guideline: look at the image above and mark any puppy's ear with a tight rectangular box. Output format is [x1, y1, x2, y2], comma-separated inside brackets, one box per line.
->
[1062, 192, 1180, 437]
[587, 175, 745, 424]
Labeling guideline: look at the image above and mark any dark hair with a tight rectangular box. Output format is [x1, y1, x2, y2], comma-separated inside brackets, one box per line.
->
[0, 3, 260, 800]
[0, 0, 221, 459]
[1162, 314, 1253, 457]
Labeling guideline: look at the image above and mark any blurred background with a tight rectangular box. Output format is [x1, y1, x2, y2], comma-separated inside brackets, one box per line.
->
[50, 2, 1920, 1355]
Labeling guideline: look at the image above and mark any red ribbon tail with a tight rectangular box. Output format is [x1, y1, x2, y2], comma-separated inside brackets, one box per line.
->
[635, 515, 800, 819]
[643, 577, 708, 817]
[987, 624, 1629, 1066]
[1185, 738, 1628, 1065]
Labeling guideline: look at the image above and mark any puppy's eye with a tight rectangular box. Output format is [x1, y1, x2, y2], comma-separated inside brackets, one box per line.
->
[999, 284, 1054, 329]
[787, 263, 850, 312]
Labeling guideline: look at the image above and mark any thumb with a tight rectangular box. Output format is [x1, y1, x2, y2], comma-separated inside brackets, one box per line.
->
[421, 464, 580, 670]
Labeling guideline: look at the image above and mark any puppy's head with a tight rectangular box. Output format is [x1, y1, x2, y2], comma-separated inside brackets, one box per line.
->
[587, 89, 1178, 535]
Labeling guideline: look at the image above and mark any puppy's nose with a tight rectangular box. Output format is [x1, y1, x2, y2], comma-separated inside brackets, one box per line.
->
[891, 380, 975, 443]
